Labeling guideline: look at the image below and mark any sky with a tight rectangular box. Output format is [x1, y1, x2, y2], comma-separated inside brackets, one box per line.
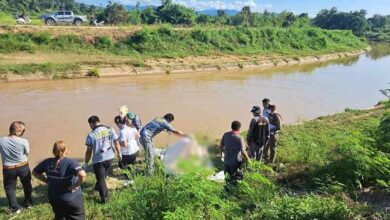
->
[79, 0, 390, 17]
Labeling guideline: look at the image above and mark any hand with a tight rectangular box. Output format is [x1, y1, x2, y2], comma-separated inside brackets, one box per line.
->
[69, 185, 79, 193]
[117, 153, 122, 161]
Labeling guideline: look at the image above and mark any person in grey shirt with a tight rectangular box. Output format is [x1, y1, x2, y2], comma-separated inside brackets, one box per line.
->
[140, 113, 187, 174]
[0, 121, 32, 213]
[220, 121, 250, 187]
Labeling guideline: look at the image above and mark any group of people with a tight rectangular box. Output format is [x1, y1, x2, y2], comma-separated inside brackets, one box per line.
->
[0, 99, 281, 219]
[0, 108, 186, 219]
[220, 98, 282, 186]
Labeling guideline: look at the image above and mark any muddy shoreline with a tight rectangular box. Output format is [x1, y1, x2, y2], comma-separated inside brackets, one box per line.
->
[1, 47, 371, 82]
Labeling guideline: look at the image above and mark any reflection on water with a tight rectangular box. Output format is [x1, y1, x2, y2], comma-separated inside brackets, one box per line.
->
[0, 43, 389, 166]
[366, 42, 390, 60]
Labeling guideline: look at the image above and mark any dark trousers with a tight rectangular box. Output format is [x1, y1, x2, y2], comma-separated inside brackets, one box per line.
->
[93, 159, 112, 201]
[224, 163, 243, 186]
[263, 134, 278, 163]
[50, 195, 85, 220]
[2, 164, 32, 210]
[118, 153, 137, 169]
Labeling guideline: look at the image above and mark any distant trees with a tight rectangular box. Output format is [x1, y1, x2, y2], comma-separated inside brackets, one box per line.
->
[312, 7, 368, 36]
[103, 2, 128, 24]
[156, 0, 196, 25]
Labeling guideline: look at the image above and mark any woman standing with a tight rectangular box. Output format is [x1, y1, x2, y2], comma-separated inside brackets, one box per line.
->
[33, 140, 86, 220]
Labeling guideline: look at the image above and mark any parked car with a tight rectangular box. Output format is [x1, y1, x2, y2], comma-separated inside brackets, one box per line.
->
[41, 11, 88, 26]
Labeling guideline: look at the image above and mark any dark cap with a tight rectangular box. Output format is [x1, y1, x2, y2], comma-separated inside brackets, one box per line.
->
[262, 98, 270, 103]
[251, 106, 261, 113]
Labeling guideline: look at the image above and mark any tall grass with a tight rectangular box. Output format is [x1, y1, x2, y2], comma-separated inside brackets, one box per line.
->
[0, 26, 368, 57]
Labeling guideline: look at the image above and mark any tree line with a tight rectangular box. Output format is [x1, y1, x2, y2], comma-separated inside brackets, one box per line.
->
[1, 0, 390, 37]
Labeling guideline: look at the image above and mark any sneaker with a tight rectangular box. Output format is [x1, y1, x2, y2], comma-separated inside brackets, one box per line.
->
[23, 201, 33, 209]
[123, 180, 134, 186]
[7, 208, 21, 214]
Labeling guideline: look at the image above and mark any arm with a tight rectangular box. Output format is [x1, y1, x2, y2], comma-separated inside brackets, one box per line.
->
[85, 147, 92, 164]
[133, 116, 142, 131]
[69, 170, 86, 192]
[240, 136, 250, 162]
[246, 118, 255, 142]
[219, 135, 224, 157]
[275, 114, 282, 132]
[171, 130, 187, 137]
[114, 140, 122, 160]
[32, 171, 48, 184]
[24, 139, 30, 156]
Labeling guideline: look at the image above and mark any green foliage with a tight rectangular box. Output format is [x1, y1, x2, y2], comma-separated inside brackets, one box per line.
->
[156, 0, 196, 25]
[313, 7, 369, 36]
[94, 36, 113, 49]
[279, 105, 390, 190]
[0, 33, 35, 53]
[103, 2, 129, 25]
[140, 7, 159, 25]
[87, 68, 100, 77]
[0, 63, 81, 76]
[376, 112, 390, 153]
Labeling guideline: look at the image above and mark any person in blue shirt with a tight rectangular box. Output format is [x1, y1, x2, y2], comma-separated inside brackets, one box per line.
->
[262, 98, 271, 119]
[84, 115, 121, 203]
[140, 113, 187, 174]
[33, 140, 86, 220]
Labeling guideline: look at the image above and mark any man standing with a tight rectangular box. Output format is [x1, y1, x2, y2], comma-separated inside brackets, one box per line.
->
[246, 106, 270, 161]
[262, 98, 271, 119]
[0, 121, 32, 213]
[140, 113, 186, 174]
[220, 121, 250, 187]
[263, 104, 282, 163]
[85, 115, 121, 203]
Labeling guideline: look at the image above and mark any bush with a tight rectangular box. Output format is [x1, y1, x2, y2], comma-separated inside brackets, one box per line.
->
[94, 36, 113, 49]
[0, 33, 35, 53]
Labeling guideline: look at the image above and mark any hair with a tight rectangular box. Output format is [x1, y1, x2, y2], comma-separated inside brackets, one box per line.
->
[9, 121, 25, 136]
[88, 115, 100, 125]
[262, 98, 270, 103]
[114, 115, 126, 125]
[52, 140, 68, 158]
[231, 121, 241, 131]
[269, 104, 276, 110]
[164, 113, 175, 122]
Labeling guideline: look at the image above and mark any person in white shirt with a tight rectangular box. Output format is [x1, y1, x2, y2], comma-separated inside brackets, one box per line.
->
[114, 116, 140, 169]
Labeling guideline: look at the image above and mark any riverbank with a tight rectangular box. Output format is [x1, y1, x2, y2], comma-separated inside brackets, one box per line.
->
[0, 103, 389, 219]
[0, 47, 370, 82]
[0, 26, 369, 81]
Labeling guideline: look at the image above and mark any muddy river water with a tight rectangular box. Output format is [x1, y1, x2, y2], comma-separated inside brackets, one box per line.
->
[1, 43, 390, 166]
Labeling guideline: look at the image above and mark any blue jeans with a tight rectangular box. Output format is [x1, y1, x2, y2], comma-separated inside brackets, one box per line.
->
[140, 136, 154, 174]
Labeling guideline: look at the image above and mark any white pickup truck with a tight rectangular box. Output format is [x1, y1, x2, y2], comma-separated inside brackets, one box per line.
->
[41, 10, 88, 26]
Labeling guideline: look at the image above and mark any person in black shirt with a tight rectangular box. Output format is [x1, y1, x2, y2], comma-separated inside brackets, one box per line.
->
[33, 140, 86, 220]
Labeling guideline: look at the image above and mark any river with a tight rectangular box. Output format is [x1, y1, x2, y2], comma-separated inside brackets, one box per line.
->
[1, 43, 390, 165]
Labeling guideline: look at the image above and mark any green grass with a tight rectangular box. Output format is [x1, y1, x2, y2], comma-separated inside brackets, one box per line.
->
[277, 105, 390, 191]
[0, 104, 389, 219]
[0, 63, 81, 78]
[0, 26, 368, 57]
